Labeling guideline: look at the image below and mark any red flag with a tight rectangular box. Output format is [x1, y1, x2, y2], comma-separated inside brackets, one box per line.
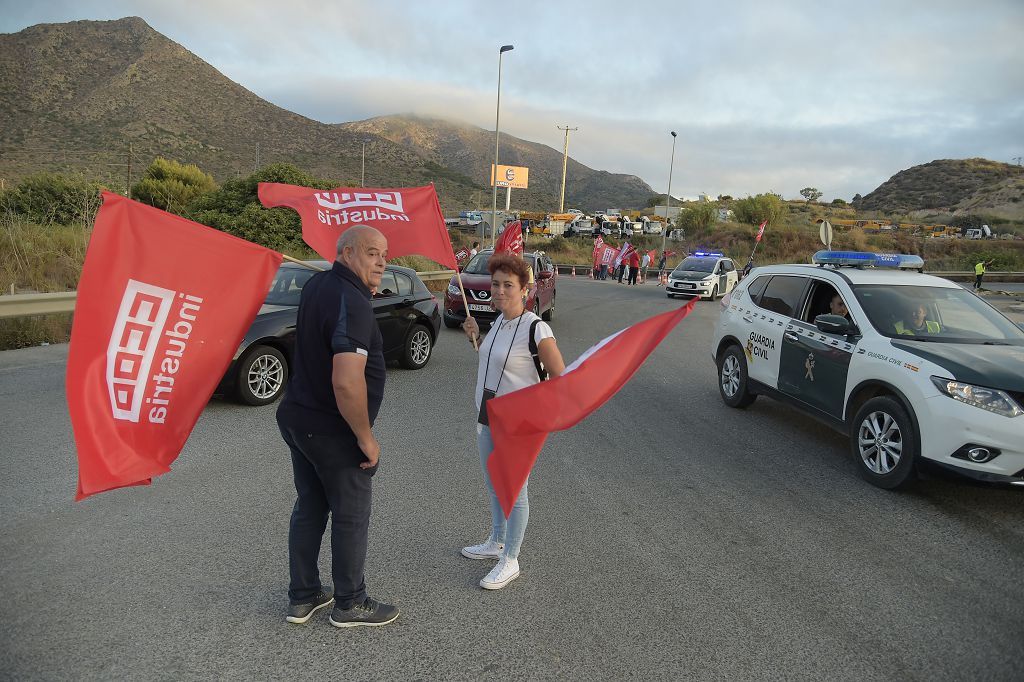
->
[494, 220, 524, 256]
[755, 220, 767, 243]
[600, 245, 616, 266]
[258, 182, 457, 269]
[646, 249, 657, 262]
[66, 192, 282, 500]
[485, 299, 698, 516]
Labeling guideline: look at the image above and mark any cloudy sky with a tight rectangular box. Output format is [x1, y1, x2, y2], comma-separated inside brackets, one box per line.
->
[3, 0, 1022, 201]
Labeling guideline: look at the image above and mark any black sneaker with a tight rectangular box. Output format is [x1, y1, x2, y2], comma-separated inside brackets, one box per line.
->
[286, 590, 335, 624]
[328, 597, 400, 628]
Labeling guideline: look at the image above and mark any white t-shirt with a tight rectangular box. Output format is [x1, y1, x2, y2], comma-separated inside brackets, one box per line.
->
[470, 248, 478, 258]
[474, 311, 554, 410]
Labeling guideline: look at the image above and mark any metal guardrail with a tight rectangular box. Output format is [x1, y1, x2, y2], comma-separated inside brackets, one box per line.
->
[4, 270, 1022, 320]
[0, 271, 457, 319]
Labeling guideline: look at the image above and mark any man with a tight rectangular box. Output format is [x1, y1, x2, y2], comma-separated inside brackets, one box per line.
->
[276, 225, 399, 628]
[628, 249, 641, 285]
[895, 303, 940, 335]
[657, 251, 667, 286]
[470, 241, 480, 259]
[829, 293, 849, 320]
[974, 259, 994, 290]
[640, 251, 651, 283]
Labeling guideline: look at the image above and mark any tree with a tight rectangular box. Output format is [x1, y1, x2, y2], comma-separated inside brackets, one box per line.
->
[132, 158, 217, 214]
[950, 214, 984, 230]
[831, 198, 847, 206]
[678, 201, 718, 233]
[800, 187, 823, 203]
[732, 193, 787, 226]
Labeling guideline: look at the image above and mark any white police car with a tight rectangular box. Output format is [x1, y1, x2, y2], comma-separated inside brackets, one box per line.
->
[666, 252, 738, 300]
[710, 250, 1024, 489]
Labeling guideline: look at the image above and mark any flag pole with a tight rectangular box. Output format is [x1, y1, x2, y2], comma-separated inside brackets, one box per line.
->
[454, 269, 478, 350]
[281, 253, 325, 271]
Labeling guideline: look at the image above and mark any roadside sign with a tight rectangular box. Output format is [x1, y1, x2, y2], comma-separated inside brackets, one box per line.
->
[819, 220, 833, 249]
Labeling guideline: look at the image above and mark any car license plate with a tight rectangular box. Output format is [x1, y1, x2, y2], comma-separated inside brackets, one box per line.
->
[685, 283, 695, 289]
[468, 303, 492, 312]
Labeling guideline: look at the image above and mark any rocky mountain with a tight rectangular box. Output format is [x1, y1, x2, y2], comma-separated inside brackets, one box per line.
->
[0, 17, 655, 213]
[340, 115, 656, 212]
[853, 158, 1024, 219]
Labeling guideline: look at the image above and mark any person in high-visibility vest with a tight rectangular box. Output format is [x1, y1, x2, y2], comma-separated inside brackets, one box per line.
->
[974, 259, 994, 290]
[894, 303, 940, 335]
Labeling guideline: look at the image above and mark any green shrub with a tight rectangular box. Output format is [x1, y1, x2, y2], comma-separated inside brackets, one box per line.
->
[131, 157, 217, 214]
[0, 173, 106, 226]
[733, 193, 787, 226]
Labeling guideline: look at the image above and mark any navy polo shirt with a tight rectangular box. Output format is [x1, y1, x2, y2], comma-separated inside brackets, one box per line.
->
[277, 261, 386, 436]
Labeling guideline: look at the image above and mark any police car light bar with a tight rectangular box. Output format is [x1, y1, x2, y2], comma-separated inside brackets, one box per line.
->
[693, 251, 724, 258]
[812, 250, 924, 270]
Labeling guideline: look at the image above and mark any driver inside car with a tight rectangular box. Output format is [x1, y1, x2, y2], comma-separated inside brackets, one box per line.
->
[894, 303, 940, 335]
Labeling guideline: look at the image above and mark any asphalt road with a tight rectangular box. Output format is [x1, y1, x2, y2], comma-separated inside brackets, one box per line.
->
[1, 278, 1022, 681]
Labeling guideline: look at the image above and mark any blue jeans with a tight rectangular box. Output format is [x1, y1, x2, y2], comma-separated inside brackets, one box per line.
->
[477, 425, 529, 559]
[278, 421, 375, 609]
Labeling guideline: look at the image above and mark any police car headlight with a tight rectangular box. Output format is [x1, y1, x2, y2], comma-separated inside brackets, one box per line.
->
[930, 377, 1024, 418]
[701, 275, 714, 282]
[447, 284, 461, 296]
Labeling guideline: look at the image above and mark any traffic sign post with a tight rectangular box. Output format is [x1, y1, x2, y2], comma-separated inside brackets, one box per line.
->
[820, 220, 833, 250]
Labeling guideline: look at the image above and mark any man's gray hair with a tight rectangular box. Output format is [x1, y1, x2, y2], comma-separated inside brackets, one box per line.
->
[336, 225, 376, 258]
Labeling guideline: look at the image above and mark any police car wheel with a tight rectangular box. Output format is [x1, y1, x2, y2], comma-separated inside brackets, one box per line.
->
[237, 345, 288, 406]
[400, 324, 433, 370]
[718, 345, 756, 408]
[666, 293, 675, 299]
[851, 396, 917, 489]
[708, 284, 719, 301]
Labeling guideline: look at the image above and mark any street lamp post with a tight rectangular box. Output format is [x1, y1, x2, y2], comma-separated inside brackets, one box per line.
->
[661, 131, 678, 255]
[490, 44, 514, 247]
[557, 125, 578, 213]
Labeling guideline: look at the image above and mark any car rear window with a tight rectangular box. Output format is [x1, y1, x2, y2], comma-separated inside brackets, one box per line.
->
[744, 275, 770, 303]
[756, 275, 806, 317]
[395, 272, 414, 296]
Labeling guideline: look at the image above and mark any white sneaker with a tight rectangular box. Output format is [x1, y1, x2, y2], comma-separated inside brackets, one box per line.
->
[461, 540, 504, 560]
[480, 556, 520, 590]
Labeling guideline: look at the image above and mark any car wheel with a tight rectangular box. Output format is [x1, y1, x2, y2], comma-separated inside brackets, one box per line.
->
[666, 293, 675, 299]
[705, 284, 718, 301]
[237, 344, 287, 406]
[850, 396, 917, 489]
[717, 345, 756, 408]
[443, 314, 461, 329]
[400, 323, 433, 369]
[542, 293, 554, 321]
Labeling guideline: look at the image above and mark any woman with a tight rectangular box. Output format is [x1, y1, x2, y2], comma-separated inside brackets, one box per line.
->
[461, 252, 566, 590]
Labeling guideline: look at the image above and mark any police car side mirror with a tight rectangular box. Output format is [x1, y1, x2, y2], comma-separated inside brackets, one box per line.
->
[814, 314, 856, 336]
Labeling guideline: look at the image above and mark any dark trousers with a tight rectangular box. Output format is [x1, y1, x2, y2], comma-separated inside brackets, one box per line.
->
[278, 421, 375, 609]
[975, 274, 983, 289]
[599, 265, 608, 280]
[628, 268, 638, 285]
[616, 265, 625, 282]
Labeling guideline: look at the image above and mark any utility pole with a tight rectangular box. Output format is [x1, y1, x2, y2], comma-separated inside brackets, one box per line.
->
[126, 142, 133, 198]
[557, 125, 578, 213]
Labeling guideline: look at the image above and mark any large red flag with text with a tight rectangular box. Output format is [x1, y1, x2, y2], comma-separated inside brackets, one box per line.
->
[494, 220, 524, 256]
[67, 192, 282, 500]
[258, 182, 457, 269]
[485, 299, 697, 516]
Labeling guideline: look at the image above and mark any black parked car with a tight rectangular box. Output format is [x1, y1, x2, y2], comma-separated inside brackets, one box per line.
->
[218, 261, 442, 405]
